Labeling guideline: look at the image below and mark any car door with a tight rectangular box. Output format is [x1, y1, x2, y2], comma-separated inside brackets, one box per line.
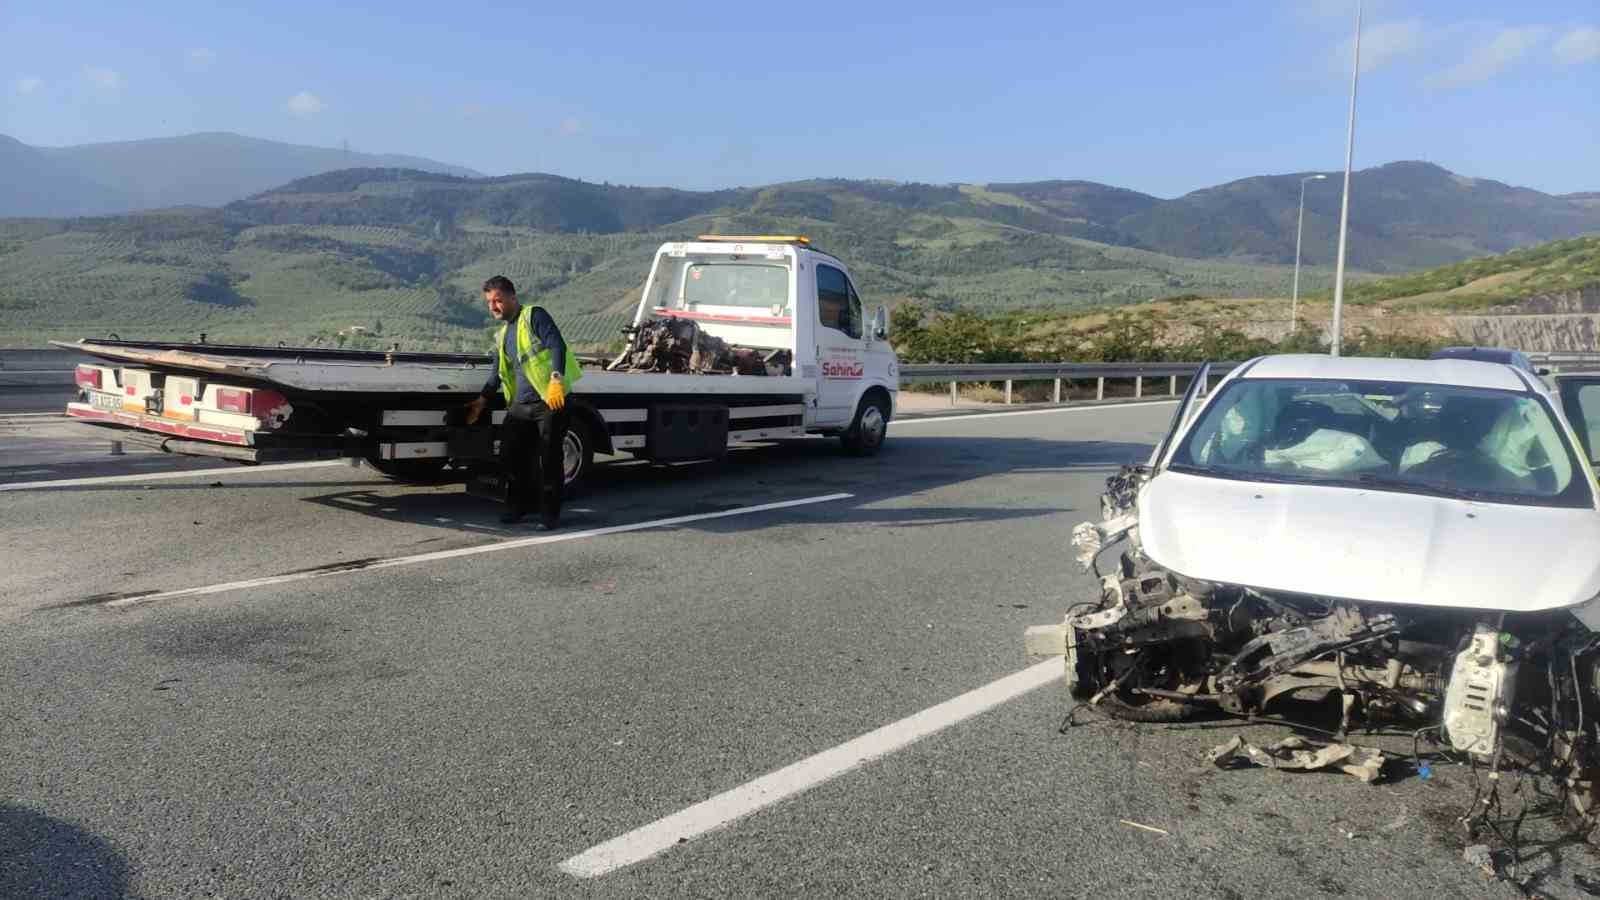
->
[813, 262, 867, 426]
[1556, 375, 1600, 476]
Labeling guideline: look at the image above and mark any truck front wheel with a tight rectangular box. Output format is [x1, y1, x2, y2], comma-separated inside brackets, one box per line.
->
[840, 394, 889, 456]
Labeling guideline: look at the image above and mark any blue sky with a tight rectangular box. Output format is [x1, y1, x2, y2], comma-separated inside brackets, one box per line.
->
[3, 0, 1597, 197]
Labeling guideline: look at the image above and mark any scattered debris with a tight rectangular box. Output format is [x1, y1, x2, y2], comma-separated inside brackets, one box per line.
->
[1207, 735, 1387, 783]
[1462, 843, 1496, 879]
[1119, 819, 1169, 836]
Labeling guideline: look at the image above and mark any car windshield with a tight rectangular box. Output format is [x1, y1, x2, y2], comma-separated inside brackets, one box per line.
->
[1168, 377, 1593, 508]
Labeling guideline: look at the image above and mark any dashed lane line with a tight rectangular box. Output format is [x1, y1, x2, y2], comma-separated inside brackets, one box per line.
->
[101, 492, 855, 609]
[559, 656, 1065, 878]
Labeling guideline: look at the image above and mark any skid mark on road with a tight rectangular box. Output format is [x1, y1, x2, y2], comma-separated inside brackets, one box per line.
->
[93, 492, 854, 609]
[559, 656, 1065, 878]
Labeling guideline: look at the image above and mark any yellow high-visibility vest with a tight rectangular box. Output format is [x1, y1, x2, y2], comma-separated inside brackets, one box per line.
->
[493, 306, 582, 405]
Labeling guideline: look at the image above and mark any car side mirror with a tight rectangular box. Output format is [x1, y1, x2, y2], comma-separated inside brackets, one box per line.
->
[872, 306, 889, 340]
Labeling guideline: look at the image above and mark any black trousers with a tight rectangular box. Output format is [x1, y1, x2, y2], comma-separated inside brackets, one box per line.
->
[500, 400, 568, 524]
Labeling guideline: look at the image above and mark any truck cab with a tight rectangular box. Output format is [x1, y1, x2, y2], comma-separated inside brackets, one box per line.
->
[631, 234, 898, 442]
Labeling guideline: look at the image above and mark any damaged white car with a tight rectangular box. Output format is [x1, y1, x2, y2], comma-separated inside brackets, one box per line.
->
[1028, 353, 1600, 827]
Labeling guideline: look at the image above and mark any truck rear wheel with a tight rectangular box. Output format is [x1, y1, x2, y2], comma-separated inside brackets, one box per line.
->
[562, 417, 596, 495]
[840, 394, 889, 456]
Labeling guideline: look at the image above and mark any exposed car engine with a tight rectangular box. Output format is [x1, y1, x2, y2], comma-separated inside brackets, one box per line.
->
[1066, 463, 1600, 843]
[607, 316, 792, 376]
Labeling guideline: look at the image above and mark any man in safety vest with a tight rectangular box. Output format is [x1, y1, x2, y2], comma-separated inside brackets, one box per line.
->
[464, 275, 583, 528]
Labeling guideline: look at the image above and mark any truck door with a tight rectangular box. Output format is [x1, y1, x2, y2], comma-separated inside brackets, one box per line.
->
[813, 262, 867, 426]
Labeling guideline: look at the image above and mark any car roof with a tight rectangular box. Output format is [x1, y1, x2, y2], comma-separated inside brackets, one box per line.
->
[1429, 345, 1534, 368]
[1239, 353, 1535, 393]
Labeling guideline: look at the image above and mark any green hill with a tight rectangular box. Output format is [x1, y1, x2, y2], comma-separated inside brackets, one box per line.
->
[2, 161, 1595, 351]
[0, 170, 1335, 350]
[1335, 234, 1600, 310]
[1119, 162, 1600, 272]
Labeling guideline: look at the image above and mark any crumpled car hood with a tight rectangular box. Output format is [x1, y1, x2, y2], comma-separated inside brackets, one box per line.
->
[1137, 471, 1600, 613]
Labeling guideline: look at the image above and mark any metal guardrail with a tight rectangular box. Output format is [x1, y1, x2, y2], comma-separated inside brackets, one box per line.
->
[900, 351, 1600, 405]
[898, 361, 1236, 382]
[899, 361, 1236, 404]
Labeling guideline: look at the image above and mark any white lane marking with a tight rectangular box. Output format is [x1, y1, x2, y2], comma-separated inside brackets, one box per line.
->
[559, 656, 1065, 879]
[0, 412, 67, 421]
[6, 468, 55, 476]
[0, 460, 345, 492]
[892, 399, 1178, 426]
[105, 493, 854, 608]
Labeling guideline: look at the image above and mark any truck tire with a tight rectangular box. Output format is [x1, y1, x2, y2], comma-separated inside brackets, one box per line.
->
[561, 417, 596, 496]
[366, 457, 450, 483]
[840, 393, 889, 456]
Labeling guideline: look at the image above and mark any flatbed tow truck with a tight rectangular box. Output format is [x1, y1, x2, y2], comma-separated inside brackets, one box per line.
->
[54, 235, 900, 494]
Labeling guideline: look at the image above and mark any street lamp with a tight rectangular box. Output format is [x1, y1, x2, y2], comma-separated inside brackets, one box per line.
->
[1291, 174, 1328, 335]
[1330, 0, 1363, 356]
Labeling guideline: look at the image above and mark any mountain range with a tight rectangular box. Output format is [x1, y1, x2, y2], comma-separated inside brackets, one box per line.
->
[0, 132, 480, 217]
[2, 149, 1597, 351]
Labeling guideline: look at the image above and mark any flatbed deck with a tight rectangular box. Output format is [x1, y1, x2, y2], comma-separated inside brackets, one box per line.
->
[51, 339, 806, 396]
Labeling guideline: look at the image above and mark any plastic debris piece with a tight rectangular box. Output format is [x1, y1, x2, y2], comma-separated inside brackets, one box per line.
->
[1119, 820, 1169, 835]
[1207, 735, 1387, 783]
[1463, 843, 1496, 878]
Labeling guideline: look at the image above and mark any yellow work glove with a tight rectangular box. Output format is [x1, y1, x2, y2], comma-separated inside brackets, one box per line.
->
[544, 377, 566, 411]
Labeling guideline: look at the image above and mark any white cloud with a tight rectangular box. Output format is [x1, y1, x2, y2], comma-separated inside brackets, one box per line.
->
[84, 67, 122, 94]
[458, 103, 488, 118]
[1429, 26, 1546, 87]
[188, 48, 217, 67]
[1554, 27, 1600, 65]
[287, 91, 326, 117]
[1335, 21, 1423, 74]
[558, 118, 582, 137]
[15, 76, 43, 96]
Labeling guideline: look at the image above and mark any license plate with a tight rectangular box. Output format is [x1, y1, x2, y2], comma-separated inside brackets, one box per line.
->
[90, 392, 120, 411]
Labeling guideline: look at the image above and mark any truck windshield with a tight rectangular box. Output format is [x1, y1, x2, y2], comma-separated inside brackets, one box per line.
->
[649, 259, 790, 314]
[1168, 377, 1593, 508]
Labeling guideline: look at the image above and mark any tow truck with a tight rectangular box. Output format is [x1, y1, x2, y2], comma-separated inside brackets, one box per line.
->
[55, 235, 900, 493]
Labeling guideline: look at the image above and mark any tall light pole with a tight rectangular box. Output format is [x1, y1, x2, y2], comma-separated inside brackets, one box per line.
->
[1330, 0, 1362, 356]
[1291, 173, 1327, 335]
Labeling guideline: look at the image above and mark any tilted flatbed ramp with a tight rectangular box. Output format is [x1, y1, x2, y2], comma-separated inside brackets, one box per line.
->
[50, 339, 808, 396]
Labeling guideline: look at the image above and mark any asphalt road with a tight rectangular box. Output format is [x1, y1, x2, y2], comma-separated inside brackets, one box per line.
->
[3, 401, 1593, 899]
[0, 350, 80, 415]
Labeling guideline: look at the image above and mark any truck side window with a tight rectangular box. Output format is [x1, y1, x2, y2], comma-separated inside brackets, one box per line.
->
[817, 264, 861, 339]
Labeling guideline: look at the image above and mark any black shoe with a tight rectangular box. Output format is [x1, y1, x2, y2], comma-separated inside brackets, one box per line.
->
[500, 507, 527, 524]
